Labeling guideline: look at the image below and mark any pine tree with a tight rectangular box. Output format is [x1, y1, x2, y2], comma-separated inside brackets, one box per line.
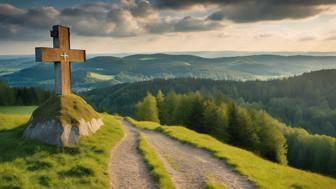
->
[171, 95, 187, 125]
[187, 93, 205, 133]
[227, 102, 240, 144]
[203, 100, 218, 135]
[160, 90, 178, 124]
[236, 108, 259, 151]
[156, 90, 165, 122]
[214, 103, 229, 141]
[135, 92, 160, 122]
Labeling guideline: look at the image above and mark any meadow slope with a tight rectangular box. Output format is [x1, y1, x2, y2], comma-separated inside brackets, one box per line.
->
[128, 118, 336, 189]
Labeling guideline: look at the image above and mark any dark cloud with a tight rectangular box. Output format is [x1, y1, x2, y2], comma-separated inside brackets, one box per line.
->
[0, 0, 335, 40]
[0, 4, 59, 28]
[208, 3, 325, 22]
[0, 4, 58, 40]
[299, 36, 316, 41]
[151, 0, 335, 22]
[147, 16, 222, 33]
[326, 35, 336, 41]
[151, 0, 335, 9]
[130, 0, 155, 17]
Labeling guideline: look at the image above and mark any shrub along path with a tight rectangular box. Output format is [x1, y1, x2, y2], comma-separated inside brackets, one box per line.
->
[112, 119, 254, 189]
[109, 119, 156, 189]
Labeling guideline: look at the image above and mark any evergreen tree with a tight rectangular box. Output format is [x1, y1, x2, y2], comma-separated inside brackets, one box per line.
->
[187, 93, 206, 133]
[160, 90, 178, 124]
[236, 108, 260, 151]
[255, 112, 287, 164]
[172, 95, 193, 125]
[135, 92, 159, 122]
[214, 103, 229, 141]
[227, 102, 240, 144]
[156, 90, 165, 122]
[203, 100, 218, 135]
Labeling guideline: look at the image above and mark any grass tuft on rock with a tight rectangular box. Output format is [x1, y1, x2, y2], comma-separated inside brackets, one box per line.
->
[31, 94, 100, 125]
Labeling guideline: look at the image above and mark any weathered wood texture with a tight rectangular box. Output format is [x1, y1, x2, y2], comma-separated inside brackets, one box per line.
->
[35, 25, 86, 95]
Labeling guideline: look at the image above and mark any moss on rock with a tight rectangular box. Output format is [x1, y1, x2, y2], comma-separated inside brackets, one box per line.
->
[31, 94, 100, 125]
[24, 94, 103, 146]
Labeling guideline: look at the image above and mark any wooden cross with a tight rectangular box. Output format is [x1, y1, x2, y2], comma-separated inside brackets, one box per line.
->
[35, 25, 86, 95]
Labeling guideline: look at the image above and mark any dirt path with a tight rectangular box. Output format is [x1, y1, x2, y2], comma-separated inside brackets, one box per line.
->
[109, 120, 156, 189]
[123, 121, 255, 189]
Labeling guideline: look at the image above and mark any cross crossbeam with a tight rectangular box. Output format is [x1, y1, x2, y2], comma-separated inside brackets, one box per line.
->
[35, 25, 86, 95]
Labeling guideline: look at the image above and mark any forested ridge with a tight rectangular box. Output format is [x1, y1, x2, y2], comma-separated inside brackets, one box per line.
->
[83, 69, 336, 137]
[0, 81, 51, 106]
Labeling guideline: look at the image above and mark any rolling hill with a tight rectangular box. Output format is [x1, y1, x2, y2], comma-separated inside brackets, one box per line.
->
[2, 54, 336, 91]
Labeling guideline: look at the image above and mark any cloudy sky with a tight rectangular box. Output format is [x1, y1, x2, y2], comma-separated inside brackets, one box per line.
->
[0, 0, 336, 55]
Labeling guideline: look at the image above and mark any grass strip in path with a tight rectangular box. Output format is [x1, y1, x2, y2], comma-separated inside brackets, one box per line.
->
[138, 133, 176, 189]
[205, 180, 227, 189]
[127, 117, 336, 189]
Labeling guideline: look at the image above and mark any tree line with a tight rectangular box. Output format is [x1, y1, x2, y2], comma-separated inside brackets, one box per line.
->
[0, 81, 51, 106]
[136, 91, 288, 165]
[135, 90, 336, 178]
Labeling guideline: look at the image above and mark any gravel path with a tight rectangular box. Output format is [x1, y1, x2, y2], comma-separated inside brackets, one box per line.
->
[109, 120, 156, 189]
[136, 124, 255, 189]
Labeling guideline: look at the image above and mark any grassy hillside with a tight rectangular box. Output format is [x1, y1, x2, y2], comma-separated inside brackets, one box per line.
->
[127, 118, 336, 189]
[0, 112, 124, 189]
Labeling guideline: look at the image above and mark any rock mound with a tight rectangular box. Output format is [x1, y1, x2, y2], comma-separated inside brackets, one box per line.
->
[24, 94, 103, 146]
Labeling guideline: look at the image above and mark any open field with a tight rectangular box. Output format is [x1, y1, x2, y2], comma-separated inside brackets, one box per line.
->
[127, 117, 336, 189]
[0, 106, 36, 115]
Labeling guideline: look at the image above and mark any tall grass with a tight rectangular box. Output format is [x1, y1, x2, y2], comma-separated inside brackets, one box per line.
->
[0, 113, 124, 189]
[128, 118, 336, 189]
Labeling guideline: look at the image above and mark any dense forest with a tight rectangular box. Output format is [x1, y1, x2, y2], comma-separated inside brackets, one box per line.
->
[0, 81, 51, 106]
[82, 69, 336, 137]
[136, 91, 287, 165]
[135, 91, 336, 178]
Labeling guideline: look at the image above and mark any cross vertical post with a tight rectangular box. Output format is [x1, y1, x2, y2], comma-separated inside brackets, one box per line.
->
[35, 25, 86, 95]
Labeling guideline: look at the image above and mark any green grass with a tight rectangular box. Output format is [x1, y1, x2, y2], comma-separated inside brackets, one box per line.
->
[127, 117, 336, 189]
[205, 180, 227, 189]
[0, 113, 30, 131]
[138, 134, 176, 189]
[0, 106, 36, 115]
[0, 113, 124, 189]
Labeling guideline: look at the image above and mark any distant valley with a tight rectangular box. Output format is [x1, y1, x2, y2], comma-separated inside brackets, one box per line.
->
[1, 53, 336, 91]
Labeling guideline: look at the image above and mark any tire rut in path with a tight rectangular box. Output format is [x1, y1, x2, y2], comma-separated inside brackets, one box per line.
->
[125, 121, 255, 189]
[109, 120, 156, 189]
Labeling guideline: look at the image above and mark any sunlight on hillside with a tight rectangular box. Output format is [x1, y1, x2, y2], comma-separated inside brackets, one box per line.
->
[128, 118, 336, 189]
[88, 72, 114, 81]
